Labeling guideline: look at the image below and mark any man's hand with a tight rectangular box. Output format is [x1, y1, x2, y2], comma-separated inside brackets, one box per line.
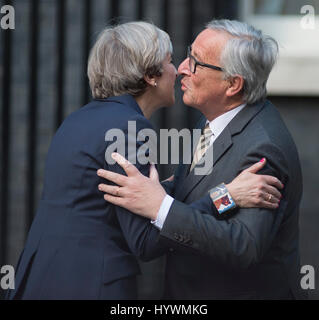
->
[97, 153, 167, 220]
[163, 175, 174, 183]
[226, 158, 284, 209]
[97, 154, 284, 220]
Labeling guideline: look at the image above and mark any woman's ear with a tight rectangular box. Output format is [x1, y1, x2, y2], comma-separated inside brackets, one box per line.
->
[144, 74, 157, 88]
[226, 75, 244, 97]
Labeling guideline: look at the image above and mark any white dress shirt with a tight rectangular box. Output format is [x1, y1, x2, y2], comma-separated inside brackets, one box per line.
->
[151, 103, 246, 230]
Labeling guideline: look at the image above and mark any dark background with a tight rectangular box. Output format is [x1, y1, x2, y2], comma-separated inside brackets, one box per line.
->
[1, 0, 318, 299]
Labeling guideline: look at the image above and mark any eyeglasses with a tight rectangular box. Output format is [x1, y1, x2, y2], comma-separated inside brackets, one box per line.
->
[187, 46, 223, 74]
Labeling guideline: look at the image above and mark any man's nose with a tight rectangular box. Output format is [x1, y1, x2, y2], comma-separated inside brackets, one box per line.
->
[178, 57, 190, 76]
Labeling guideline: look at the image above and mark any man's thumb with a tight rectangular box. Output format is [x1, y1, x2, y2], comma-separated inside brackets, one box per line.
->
[149, 163, 159, 181]
[244, 158, 267, 174]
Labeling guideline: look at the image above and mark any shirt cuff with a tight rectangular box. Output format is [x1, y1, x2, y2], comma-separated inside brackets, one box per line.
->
[151, 195, 174, 230]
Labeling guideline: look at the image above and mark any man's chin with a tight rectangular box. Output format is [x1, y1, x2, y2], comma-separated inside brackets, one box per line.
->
[182, 95, 194, 108]
[182, 94, 188, 105]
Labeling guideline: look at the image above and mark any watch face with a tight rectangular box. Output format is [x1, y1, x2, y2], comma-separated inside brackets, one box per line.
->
[212, 194, 236, 214]
[209, 183, 237, 219]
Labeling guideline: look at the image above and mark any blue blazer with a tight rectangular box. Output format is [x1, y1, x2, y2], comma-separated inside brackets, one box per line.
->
[7, 95, 166, 300]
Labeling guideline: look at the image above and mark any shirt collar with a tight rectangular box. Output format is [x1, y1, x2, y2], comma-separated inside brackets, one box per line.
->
[207, 103, 246, 139]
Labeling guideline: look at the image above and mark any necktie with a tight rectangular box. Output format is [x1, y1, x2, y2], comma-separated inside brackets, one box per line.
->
[190, 123, 213, 171]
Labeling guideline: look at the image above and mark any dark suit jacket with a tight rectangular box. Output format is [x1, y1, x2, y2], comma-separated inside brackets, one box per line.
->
[160, 100, 305, 300]
[7, 94, 165, 300]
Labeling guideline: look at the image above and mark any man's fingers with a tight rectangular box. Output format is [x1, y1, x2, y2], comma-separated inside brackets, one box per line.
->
[244, 158, 266, 174]
[98, 184, 122, 197]
[166, 175, 174, 182]
[97, 169, 128, 186]
[162, 175, 174, 183]
[149, 164, 159, 181]
[111, 153, 139, 177]
[103, 194, 126, 207]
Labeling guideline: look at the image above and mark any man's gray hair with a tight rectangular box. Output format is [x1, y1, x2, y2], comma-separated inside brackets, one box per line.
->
[88, 21, 172, 99]
[206, 19, 278, 104]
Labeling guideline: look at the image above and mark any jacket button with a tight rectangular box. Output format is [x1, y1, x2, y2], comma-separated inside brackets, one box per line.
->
[169, 248, 174, 252]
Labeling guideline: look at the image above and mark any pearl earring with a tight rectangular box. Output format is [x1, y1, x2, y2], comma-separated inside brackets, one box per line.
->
[154, 82, 157, 87]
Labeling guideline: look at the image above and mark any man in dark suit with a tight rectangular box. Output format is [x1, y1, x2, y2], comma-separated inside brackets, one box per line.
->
[98, 20, 305, 299]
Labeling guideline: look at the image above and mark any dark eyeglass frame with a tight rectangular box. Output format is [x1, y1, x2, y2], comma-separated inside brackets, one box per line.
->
[187, 46, 223, 74]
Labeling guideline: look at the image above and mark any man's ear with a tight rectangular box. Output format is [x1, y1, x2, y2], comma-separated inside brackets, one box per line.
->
[226, 75, 244, 97]
[144, 74, 157, 87]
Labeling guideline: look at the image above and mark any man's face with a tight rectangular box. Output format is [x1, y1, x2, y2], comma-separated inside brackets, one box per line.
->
[178, 29, 231, 114]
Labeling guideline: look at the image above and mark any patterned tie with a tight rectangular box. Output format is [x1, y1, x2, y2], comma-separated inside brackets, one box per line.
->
[190, 123, 213, 171]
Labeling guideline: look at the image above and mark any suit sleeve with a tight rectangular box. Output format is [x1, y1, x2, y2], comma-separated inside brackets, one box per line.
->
[159, 142, 289, 270]
[105, 115, 168, 261]
[161, 180, 175, 195]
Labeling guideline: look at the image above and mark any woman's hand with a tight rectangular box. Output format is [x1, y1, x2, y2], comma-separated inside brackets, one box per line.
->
[226, 158, 284, 209]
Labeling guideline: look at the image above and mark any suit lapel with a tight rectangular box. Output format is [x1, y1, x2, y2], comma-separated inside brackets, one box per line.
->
[174, 117, 206, 198]
[174, 100, 267, 202]
[175, 126, 233, 201]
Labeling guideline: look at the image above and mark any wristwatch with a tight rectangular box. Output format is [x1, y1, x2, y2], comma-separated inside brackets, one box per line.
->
[209, 183, 237, 218]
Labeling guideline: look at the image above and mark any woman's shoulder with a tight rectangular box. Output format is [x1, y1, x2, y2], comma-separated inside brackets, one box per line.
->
[54, 95, 154, 142]
[90, 94, 154, 130]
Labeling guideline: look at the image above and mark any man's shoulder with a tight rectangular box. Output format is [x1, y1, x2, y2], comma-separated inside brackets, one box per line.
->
[253, 100, 297, 149]
[236, 100, 291, 143]
[234, 100, 301, 169]
[230, 100, 272, 144]
[255, 99, 284, 127]
[225, 100, 298, 164]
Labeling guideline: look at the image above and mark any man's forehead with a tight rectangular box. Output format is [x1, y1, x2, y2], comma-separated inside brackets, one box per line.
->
[192, 28, 231, 58]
